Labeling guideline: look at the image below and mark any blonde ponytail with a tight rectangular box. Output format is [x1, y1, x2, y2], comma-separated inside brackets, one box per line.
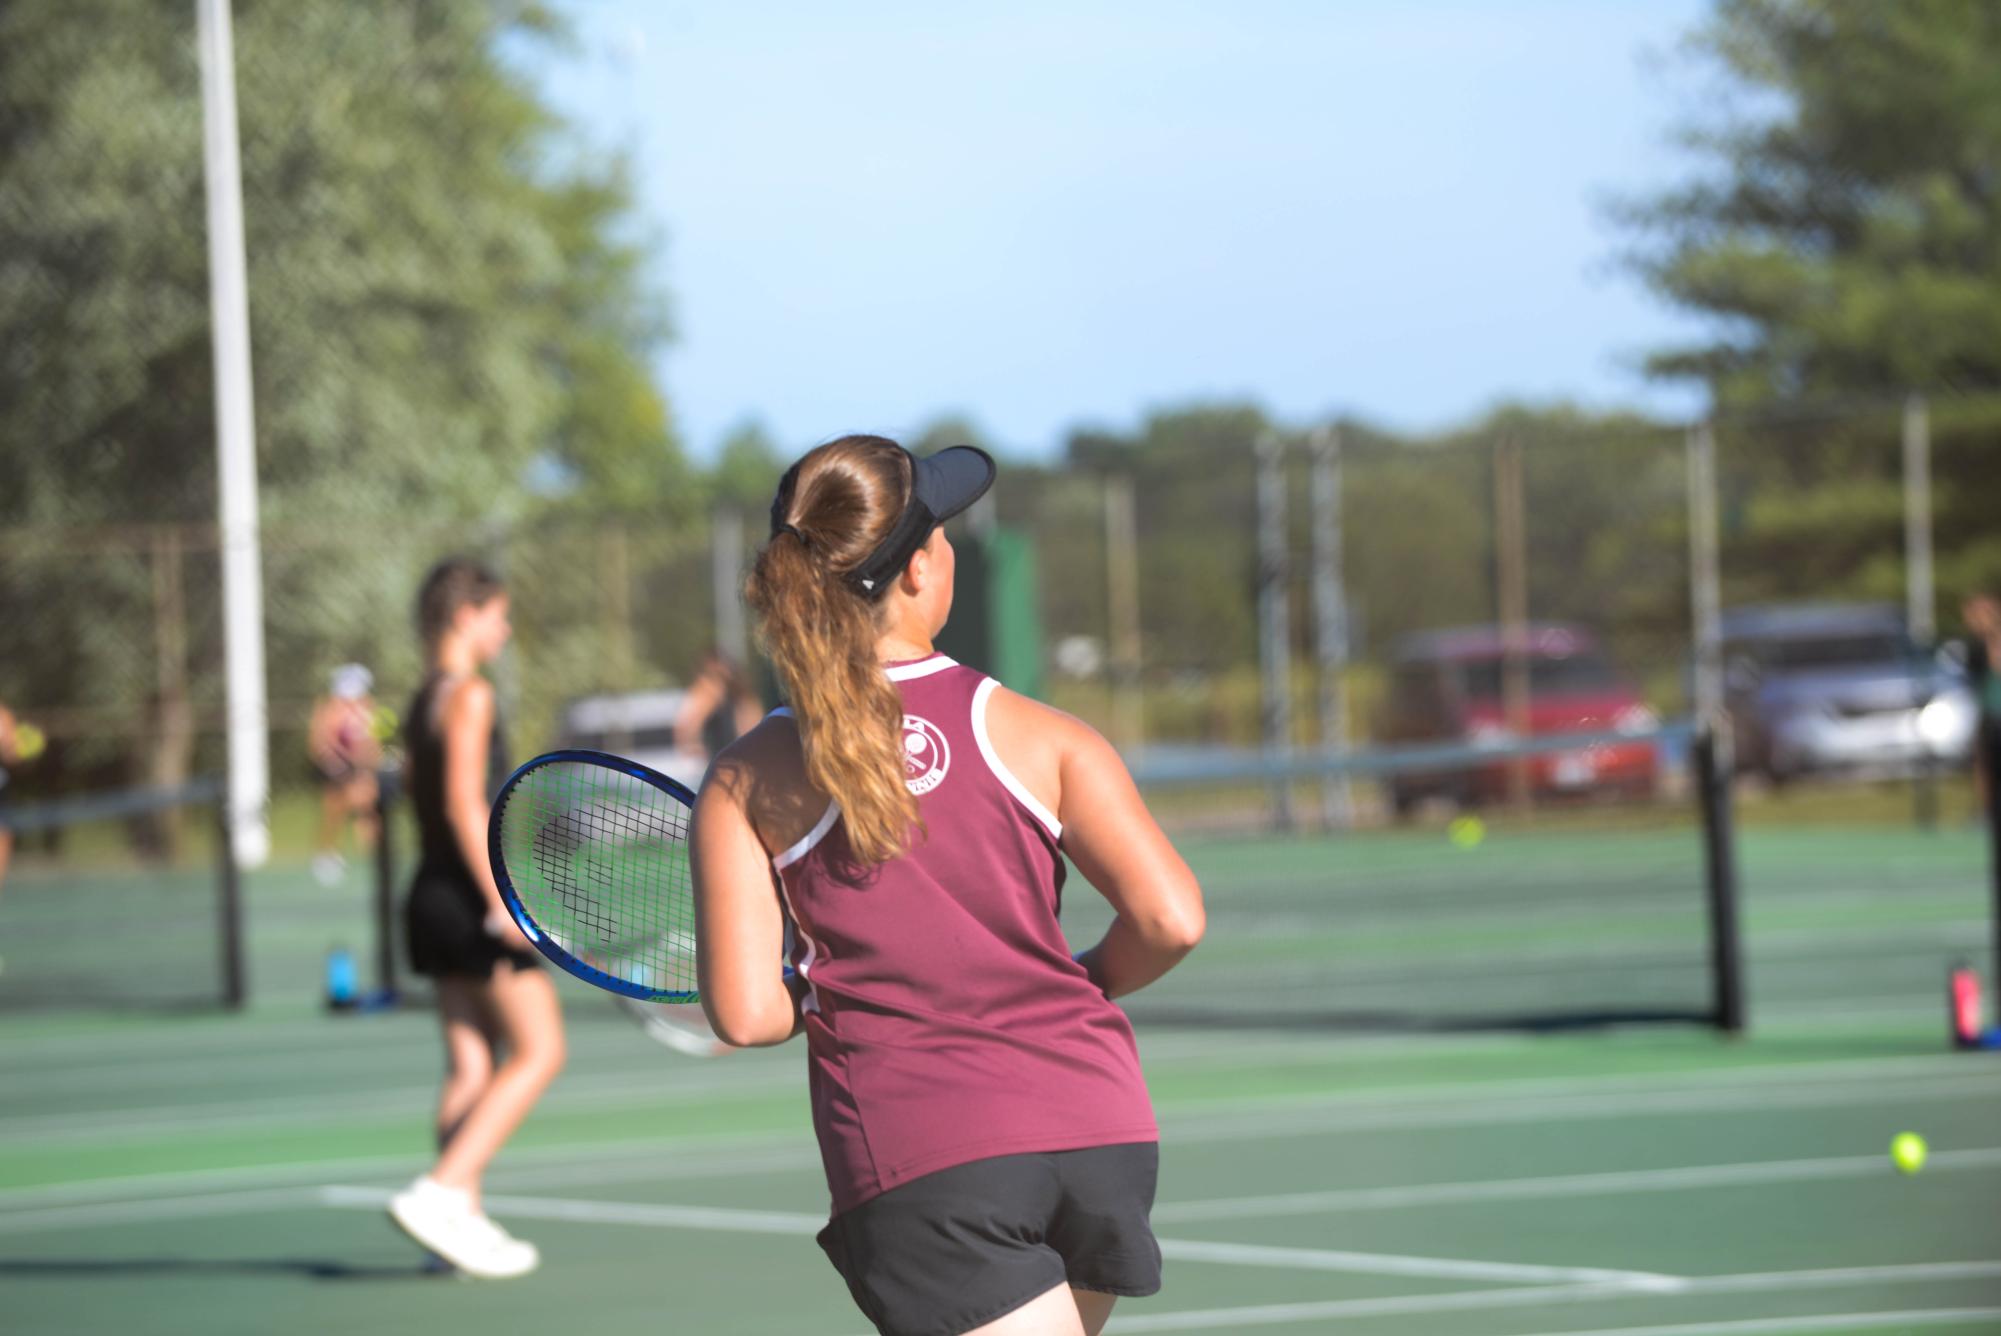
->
[744, 437, 919, 864]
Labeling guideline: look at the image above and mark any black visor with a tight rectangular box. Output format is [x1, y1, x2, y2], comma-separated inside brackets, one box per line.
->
[841, 445, 995, 599]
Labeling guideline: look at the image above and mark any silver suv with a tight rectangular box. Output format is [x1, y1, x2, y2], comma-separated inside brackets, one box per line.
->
[1723, 604, 1976, 782]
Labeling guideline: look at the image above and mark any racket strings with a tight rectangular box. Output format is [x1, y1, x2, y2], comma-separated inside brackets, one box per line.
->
[503, 760, 697, 999]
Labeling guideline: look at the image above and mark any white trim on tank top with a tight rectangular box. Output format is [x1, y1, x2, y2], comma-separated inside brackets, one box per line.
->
[971, 677, 1063, 839]
[763, 707, 838, 869]
[883, 654, 958, 682]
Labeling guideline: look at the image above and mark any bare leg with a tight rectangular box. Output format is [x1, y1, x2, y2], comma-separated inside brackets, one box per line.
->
[961, 1283, 1089, 1336]
[316, 784, 343, 858]
[0, 827, 11, 899]
[1073, 1290, 1118, 1336]
[430, 965, 564, 1198]
[432, 979, 498, 1207]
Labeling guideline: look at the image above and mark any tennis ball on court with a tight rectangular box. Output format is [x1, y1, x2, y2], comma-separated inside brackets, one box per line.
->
[14, 723, 45, 761]
[1890, 1132, 1928, 1175]
[1448, 816, 1486, 849]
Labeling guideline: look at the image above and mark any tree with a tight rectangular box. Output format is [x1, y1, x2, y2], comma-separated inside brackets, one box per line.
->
[1618, 0, 2001, 403]
[0, 1, 680, 791]
[1617, 0, 2001, 622]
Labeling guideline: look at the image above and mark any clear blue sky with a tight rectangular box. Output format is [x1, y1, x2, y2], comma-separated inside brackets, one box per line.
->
[533, 1, 1716, 458]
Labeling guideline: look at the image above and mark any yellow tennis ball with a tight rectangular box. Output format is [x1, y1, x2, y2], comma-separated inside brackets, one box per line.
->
[14, 723, 46, 761]
[1448, 816, 1486, 849]
[1890, 1132, 1928, 1175]
[370, 706, 400, 742]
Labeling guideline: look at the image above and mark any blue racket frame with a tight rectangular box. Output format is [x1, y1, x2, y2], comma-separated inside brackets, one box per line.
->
[488, 748, 702, 1003]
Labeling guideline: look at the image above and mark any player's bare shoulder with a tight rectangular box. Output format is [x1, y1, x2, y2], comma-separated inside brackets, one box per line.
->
[702, 711, 825, 852]
[984, 684, 1101, 757]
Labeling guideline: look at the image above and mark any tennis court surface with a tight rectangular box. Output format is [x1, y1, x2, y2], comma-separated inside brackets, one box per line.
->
[3, 819, 1999, 1335]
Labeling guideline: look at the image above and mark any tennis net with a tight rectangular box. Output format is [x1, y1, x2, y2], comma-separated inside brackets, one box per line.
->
[0, 780, 244, 1010]
[1083, 723, 1744, 1032]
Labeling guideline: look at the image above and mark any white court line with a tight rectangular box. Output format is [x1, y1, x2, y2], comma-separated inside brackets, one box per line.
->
[0, 1065, 802, 1144]
[318, 1187, 1678, 1289]
[1512, 1309, 2001, 1336]
[1098, 1262, 2001, 1332]
[1161, 1070, 2001, 1144]
[320, 1186, 826, 1236]
[1153, 1239, 1681, 1290]
[1094, 1283, 1643, 1332]
[0, 1133, 812, 1212]
[0, 1187, 318, 1236]
[7, 1052, 1997, 1212]
[1151, 1147, 2001, 1222]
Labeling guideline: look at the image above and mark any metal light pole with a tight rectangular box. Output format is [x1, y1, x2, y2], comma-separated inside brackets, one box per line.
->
[198, 0, 270, 867]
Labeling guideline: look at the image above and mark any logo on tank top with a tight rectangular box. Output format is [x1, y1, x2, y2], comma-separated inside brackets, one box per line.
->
[901, 715, 951, 795]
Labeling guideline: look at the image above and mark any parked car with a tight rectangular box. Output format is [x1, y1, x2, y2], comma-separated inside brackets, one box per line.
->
[555, 689, 707, 791]
[1722, 604, 1976, 782]
[1376, 623, 1659, 814]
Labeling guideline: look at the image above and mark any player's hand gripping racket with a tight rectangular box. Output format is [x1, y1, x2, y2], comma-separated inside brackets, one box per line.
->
[488, 750, 706, 1004]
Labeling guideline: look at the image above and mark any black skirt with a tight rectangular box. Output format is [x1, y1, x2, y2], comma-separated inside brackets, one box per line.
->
[403, 861, 541, 980]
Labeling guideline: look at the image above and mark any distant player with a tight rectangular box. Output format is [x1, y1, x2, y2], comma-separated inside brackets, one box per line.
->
[0, 697, 17, 900]
[386, 559, 565, 1279]
[693, 437, 1205, 1336]
[306, 663, 382, 886]
[673, 648, 765, 762]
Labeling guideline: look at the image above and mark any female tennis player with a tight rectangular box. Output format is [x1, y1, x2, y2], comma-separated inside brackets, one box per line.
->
[692, 436, 1205, 1336]
[306, 663, 381, 886]
[387, 558, 565, 1279]
[0, 698, 18, 901]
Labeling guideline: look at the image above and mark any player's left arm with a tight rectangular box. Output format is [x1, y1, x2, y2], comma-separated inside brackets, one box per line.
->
[0, 704, 15, 765]
[691, 737, 803, 1047]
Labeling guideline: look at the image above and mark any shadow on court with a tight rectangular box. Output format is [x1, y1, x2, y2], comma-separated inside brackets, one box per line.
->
[0, 1257, 437, 1282]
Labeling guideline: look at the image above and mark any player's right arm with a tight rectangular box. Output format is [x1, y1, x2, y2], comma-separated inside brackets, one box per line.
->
[989, 688, 1204, 998]
[691, 722, 808, 1047]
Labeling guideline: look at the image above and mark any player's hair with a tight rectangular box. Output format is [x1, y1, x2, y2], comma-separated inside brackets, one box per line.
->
[416, 556, 505, 649]
[747, 436, 920, 865]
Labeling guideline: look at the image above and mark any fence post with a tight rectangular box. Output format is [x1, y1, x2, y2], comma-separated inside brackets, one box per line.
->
[1256, 432, 1295, 830]
[1104, 474, 1143, 752]
[1687, 422, 1724, 729]
[1493, 435, 1530, 809]
[1904, 394, 1938, 830]
[1310, 427, 1353, 829]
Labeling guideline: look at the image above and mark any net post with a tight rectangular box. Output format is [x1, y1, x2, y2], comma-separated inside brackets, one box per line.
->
[373, 765, 400, 1001]
[1984, 717, 2001, 991]
[1695, 725, 1746, 1034]
[213, 784, 247, 1010]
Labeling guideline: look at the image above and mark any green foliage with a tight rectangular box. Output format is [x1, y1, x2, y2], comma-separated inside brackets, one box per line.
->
[1615, 0, 2001, 623]
[0, 0, 680, 783]
[1620, 0, 2001, 401]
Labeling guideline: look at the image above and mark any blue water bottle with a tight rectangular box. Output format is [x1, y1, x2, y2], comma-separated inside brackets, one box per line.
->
[325, 945, 360, 1011]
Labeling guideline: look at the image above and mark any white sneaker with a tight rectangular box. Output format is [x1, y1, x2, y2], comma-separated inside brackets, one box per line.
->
[312, 852, 346, 887]
[387, 1178, 538, 1279]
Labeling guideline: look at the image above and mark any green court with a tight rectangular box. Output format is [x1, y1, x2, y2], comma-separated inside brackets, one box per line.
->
[2, 815, 1999, 1335]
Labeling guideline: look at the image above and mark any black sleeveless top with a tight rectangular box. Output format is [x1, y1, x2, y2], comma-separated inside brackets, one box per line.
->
[406, 672, 508, 873]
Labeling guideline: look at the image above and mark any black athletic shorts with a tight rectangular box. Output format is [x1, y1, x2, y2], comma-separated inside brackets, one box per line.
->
[403, 861, 541, 980]
[816, 1141, 1161, 1336]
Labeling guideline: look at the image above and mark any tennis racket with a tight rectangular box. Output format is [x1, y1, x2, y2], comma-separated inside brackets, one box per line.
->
[488, 749, 704, 1002]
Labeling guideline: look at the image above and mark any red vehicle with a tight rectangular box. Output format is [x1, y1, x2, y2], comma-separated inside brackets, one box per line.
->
[1376, 623, 1659, 814]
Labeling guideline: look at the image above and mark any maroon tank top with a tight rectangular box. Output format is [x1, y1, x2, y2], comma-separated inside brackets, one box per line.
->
[772, 654, 1157, 1216]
